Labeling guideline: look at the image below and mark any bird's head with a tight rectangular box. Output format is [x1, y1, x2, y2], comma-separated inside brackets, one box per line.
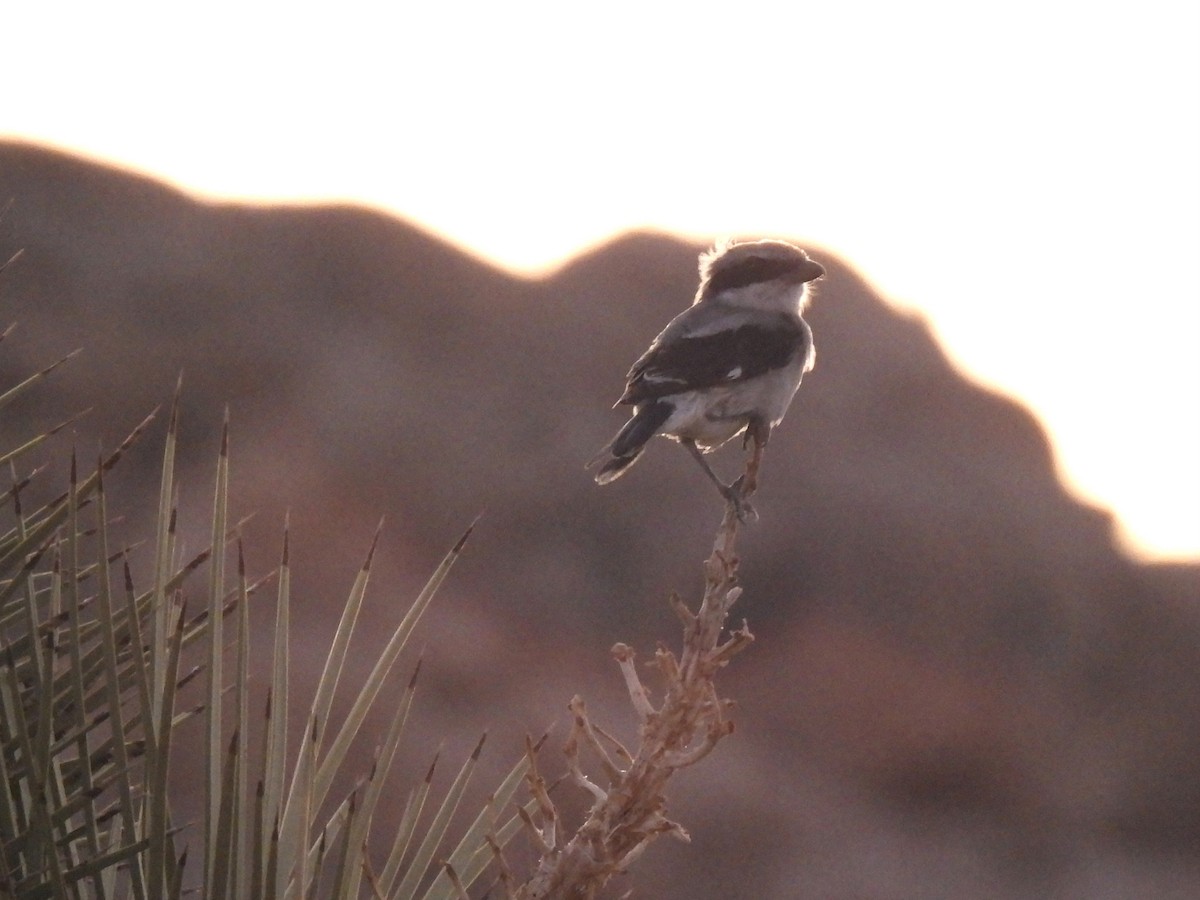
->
[696, 239, 825, 310]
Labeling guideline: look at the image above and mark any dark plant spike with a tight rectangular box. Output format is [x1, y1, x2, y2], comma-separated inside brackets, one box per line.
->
[0, 347, 82, 413]
[151, 380, 181, 718]
[309, 520, 384, 753]
[378, 750, 441, 895]
[250, 779, 266, 900]
[147, 602, 187, 900]
[122, 554, 156, 760]
[392, 734, 487, 899]
[313, 521, 474, 811]
[0, 410, 157, 582]
[211, 728, 241, 900]
[261, 513, 291, 879]
[328, 788, 359, 900]
[333, 655, 425, 898]
[56, 508, 105, 900]
[92, 458, 149, 900]
[204, 411, 230, 898]
[426, 739, 544, 898]
[0, 247, 23, 276]
[233, 537, 252, 900]
[0, 408, 91, 472]
[0, 462, 47, 518]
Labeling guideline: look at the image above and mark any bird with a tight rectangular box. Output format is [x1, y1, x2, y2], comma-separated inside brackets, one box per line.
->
[589, 238, 824, 519]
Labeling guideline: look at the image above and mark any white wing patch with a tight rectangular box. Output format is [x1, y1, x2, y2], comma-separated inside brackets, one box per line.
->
[645, 371, 686, 385]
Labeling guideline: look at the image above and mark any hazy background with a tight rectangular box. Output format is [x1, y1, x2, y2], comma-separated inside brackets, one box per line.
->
[2, 3, 1199, 897]
[3, 0, 1197, 560]
[3, 142, 1199, 897]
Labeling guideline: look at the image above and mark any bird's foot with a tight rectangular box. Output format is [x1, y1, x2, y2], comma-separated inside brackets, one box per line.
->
[722, 475, 758, 523]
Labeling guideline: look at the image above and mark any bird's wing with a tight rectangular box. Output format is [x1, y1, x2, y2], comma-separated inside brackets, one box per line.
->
[618, 314, 804, 405]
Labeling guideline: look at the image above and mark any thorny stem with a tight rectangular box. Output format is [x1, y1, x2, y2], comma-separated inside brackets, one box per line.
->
[514, 494, 755, 899]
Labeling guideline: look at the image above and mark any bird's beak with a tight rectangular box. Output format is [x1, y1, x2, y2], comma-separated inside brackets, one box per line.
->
[795, 259, 825, 283]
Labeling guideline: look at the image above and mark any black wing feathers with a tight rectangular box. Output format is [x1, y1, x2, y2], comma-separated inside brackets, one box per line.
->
[619, 316, 803, 405]
[610, 400, 672, 457]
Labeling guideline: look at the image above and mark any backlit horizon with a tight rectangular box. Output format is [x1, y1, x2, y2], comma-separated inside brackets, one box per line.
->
[3, 1, 1197, 559]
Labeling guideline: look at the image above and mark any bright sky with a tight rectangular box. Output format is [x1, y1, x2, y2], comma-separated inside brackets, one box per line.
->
[4, 2, 1198, 560]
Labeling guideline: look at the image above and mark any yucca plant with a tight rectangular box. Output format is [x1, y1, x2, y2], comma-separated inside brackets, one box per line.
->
[0, 320, 533, 898]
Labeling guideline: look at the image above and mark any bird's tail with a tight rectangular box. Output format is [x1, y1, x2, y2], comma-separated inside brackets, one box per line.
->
[588, 401, 672, 485]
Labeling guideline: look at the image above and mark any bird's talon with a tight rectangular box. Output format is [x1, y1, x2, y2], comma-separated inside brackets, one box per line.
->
[720, 481, 757, 522]
[732, 495, 758, 523]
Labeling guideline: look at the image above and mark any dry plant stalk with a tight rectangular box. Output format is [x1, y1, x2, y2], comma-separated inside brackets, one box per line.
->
[512, 499, 755, 898]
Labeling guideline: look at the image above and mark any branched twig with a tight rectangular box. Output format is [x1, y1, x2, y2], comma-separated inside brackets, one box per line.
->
[513, 498, 756, 898]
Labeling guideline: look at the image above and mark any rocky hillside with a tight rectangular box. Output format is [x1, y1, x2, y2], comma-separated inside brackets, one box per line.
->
[2, 141, 1197, 897]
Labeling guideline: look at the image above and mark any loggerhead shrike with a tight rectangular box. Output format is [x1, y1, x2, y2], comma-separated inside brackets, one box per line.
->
[589, 238, 824, 519]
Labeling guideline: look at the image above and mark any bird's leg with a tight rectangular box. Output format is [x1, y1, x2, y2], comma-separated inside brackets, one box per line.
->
[683, 438, 757, 522]
[739, 417, 771, 498]
[682, 439, 730, 496]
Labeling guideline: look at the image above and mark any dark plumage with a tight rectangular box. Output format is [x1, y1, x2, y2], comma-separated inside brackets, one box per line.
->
[618, 315, 805, 405]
